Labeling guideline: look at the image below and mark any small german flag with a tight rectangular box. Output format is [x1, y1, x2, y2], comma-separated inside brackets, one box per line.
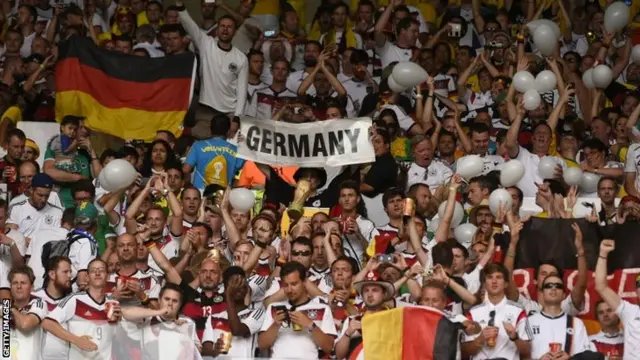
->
[55, 36, 196, 141]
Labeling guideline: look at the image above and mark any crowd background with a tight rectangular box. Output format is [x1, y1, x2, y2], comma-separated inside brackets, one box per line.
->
[1, 0, 640, 359]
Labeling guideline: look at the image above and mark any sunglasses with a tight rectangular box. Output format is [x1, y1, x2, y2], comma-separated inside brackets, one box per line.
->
[543, 282, 564, 290]
[291, 250, 312, 257]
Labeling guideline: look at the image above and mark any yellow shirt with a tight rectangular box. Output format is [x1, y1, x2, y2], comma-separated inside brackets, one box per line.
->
[252, 0, 280, 16]
[1, 106, 22, 124]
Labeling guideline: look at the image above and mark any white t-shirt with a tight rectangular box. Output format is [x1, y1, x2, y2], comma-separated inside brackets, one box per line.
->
[7, 199, 63, 238]
[46, 292, 116, 360]
[139, 315, 200, 360]
[463, 296, 532, 360]
[26, 227, 69, 289]
[202, 304, 266, 358]
[528, 311, 594, 358]
[515, 146, 567, 197]
[4, 296, 47, 360]
[616, 299, 640, 360]
[32, 288, 69, 360]
[376, 41, 414, 69]
[406, 161, 454, 193]
[0, 229, 26, 289]
[9, 192, 62, 209]
[260, 297, 337, 359]
[625, 143, 640, 194]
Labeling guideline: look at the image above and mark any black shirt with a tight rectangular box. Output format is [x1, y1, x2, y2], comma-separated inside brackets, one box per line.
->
[362, 152, 398, 197]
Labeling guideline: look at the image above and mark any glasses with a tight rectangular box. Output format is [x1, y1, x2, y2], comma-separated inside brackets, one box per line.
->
[543, 282, 564, 290]
[486, 27, 498, 32]
[291, 250, 312, 257]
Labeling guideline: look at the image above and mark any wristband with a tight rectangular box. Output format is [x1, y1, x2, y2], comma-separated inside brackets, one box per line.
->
[509, 334, 518, 341]
[599, 255, 607, 259]
[144, 239, 157, 249]
[416, 94, 423, 99]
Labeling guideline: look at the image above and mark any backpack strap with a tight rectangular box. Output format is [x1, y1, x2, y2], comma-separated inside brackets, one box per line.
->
[564, 315, 574, 354]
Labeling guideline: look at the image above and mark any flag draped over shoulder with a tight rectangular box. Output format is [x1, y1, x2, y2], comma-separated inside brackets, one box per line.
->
[55, 36, 196, 141]
[362, 307, 460, 360]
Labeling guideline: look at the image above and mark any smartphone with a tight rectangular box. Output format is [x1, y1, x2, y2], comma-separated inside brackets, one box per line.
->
[376, 254, 393, 263]
[272, 305, 288, 313]
[449, 23, 462, 38]
[264, 30, 275, 37]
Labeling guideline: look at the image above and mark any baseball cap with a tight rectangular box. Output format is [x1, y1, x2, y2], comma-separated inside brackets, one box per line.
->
[31, 173, 54, 189]
[75, 201, 98, 226]
[204, 204, 222, 215]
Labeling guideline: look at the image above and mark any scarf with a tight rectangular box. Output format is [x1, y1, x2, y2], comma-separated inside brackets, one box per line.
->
[326, 27, 358, 54]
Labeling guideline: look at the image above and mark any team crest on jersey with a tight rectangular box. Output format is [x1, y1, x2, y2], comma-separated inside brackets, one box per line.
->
[312, 200, 321, 207]
[307, 310, 318, 320]
[214, 295, 224, 303]
[566, 328, 574, 335]
[44, 215, 53, 225]
[428, 168, 437, 177]
[229, 63, 238, 73]
[505, 314, 514, 323]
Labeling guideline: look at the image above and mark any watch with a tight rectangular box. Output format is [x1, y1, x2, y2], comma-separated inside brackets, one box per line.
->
[509, 334, 519, 341]
[162, 189, 170, 197]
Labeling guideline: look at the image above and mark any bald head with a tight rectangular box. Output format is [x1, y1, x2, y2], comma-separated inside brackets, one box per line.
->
[116, 233, 138, 264]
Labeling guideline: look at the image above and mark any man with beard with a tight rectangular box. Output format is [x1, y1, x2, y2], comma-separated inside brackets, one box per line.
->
[202, 266, 266, 358]
[436, 131, 457, 170]
[33, 256, 72, 360]
[125, 174, 183, 273]
[141, 224, 226, 340]
[43, 259, 121, 360]
[11, 160, 62, 207]
[596, 177, 620, 225]
[178, 2, 248, 118]
[407, 183, 434, 220]
[248, 58, 298, 119]
[335, 270, 395, 360]
[286, 41, 322, 93]
[457, 125, 505, 175]
[7, 173, 62, 238]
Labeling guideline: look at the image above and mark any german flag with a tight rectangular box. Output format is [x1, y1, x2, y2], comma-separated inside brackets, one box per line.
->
[55, 36, 195, 141]
[362, 307, 460, 360]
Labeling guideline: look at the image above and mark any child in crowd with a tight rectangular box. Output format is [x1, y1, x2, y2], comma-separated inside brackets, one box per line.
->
[48, 115, 81, 173]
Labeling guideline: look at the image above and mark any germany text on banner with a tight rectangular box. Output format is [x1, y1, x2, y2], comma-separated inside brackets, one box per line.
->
[55, 35, 196, 141]
[236, 117, 375, 167]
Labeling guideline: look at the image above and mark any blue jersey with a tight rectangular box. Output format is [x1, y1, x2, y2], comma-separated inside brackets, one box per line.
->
[185, 138, 245, 191]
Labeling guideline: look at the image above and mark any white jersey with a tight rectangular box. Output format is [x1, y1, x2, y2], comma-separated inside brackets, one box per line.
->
[246, 85, 298, 119]
[517, 293, 581, 316]
[139, 315, 200, 360]
[46, 292, 116, 360]
[244, 82, 268, 116]
[260, 297, 337, 359]
[202, 304, 266, 358]
[0, 229, 26, 289]
[375, 41, 415, 69]
[7, 199, 63, 238]
[463, 296, 532, 360]
[178, 10, 248, 116]
[528, 311, 594, 358]
[147, 234, 180, 274]
[625, 143, 640, 194]
[342, 78, 371, 116]
[589, 331, 624, 358]
[616, 300, 640, 360]
[406, 161, 454, 193]
[26, 227, 70, 289]
[32, 288, 70, 360]
[5, 297, 47, 360]
[105, 269, 162, 305]
[247, 273, 268, 304]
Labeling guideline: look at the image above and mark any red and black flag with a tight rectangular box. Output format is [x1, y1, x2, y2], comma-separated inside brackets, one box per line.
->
[55, 36, 196, 140]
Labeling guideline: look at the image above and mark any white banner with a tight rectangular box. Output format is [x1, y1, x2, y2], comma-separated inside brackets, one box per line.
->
[237, 117, 375, 167]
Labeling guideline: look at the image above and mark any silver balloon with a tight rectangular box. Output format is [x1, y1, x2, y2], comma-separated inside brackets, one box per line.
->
[604, 2, 630, 33]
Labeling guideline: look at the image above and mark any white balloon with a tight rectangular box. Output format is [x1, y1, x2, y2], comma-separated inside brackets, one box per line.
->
[527, 19, 561, 39]
[454, 223, 477, 248]
[437, 201, 464, 228]
[229, 188, 256, 212]
[533, 24, 558, 56]
[581, 172, 601, 193]
[592, 65, 614, 89]
[102, 159, 137, 192]
[534, 70, 557, 92]
[98, 170, 112, 191]
[582, 68, 595, 89]
[391, 61, 428, 88]
[538, 157, 558, 179]
[489, 189, 513, 216]
[456, 155, 484, 179]
[513, 71, 536, 92]
[523, 89, 541, 111]
[500, 160, 525, 187]
[387, 75, 407, 93]
[632, 45, 640, 65]
[604, 1, 630, 33]
[563, 167, 583, 186]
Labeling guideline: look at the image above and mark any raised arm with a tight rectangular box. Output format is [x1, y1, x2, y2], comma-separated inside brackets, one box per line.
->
[505, 99, 525, 158]
[122, 305, 168, 322]
[160, 173, 184, 237]
[570, 223, 587, 311]
[595, 239, 621, 310]
[124, 177, 157, 235]
[176, 0, 206, 49]
[373, 0, 396, 48]
[140, 226, 183, 285]
[434, 174, 462, 243]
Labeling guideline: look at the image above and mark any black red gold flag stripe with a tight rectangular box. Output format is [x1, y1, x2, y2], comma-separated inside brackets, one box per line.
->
[55, 35, 196, 140]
